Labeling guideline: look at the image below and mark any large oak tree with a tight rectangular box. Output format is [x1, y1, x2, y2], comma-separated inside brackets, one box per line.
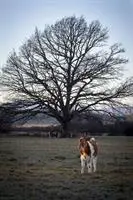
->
[1, 16, 133, 136]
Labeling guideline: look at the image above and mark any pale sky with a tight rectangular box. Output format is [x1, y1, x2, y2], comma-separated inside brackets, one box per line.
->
[0, 0, 133, 102]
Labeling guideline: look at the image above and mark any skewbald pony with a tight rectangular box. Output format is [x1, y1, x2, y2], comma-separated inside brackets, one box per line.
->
[79, 136, 98, 173]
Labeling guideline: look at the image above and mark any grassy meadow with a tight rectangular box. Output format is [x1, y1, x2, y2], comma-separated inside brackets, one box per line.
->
[0, 135, 133, 200]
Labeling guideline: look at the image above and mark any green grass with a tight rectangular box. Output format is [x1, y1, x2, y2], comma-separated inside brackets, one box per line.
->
[0, 136, 133, 200]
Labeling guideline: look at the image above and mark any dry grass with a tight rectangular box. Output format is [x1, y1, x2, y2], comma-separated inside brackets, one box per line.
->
[0, 136, 133, 200]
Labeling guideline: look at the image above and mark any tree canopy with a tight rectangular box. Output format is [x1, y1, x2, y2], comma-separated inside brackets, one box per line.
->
[1, 16, 133, 136]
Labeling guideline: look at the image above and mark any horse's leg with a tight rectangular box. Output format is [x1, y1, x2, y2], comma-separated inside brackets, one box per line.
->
[87, 156, 92, 173]
[80, 156, 85, 174]
[92, 156, 97, 172]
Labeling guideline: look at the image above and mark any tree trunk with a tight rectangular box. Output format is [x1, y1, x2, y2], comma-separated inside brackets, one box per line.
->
[61, 121, 70, 137]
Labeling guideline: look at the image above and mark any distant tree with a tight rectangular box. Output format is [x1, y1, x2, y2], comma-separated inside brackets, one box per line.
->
[0, 103, 16, 132]
[1, 16, 133, 136]
[124, 123, 133, 136]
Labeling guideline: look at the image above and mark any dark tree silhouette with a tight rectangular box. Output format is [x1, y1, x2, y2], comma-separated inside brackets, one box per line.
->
[1, 16, 133, 136]
[0, 103, 16, 132]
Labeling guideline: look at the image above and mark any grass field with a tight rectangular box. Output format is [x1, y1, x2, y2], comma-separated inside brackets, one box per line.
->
[0, 136, 133, 200]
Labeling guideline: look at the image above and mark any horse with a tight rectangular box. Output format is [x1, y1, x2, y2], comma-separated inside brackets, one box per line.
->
[48, 130, 58, 138]
[78, 137, 98, 174]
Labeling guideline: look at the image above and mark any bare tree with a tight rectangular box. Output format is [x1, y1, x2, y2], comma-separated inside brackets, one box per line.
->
[1, 16, 133, 136]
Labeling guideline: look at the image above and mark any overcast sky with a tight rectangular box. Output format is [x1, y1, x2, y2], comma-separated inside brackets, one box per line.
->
[0, 0, 133, 102]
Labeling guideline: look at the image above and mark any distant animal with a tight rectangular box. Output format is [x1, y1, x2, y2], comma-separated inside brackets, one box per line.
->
[49, 130, 58, 138]
[78, 137, 98, 174]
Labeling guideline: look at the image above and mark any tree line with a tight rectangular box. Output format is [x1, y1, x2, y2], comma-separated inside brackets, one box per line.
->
[0, 102, 133, 136]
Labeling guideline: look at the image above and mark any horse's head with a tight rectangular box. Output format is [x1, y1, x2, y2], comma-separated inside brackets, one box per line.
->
[79, 137, 86, 146]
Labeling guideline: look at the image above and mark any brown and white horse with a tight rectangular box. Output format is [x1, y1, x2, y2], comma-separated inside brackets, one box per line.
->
[78, 137, 98, 174]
